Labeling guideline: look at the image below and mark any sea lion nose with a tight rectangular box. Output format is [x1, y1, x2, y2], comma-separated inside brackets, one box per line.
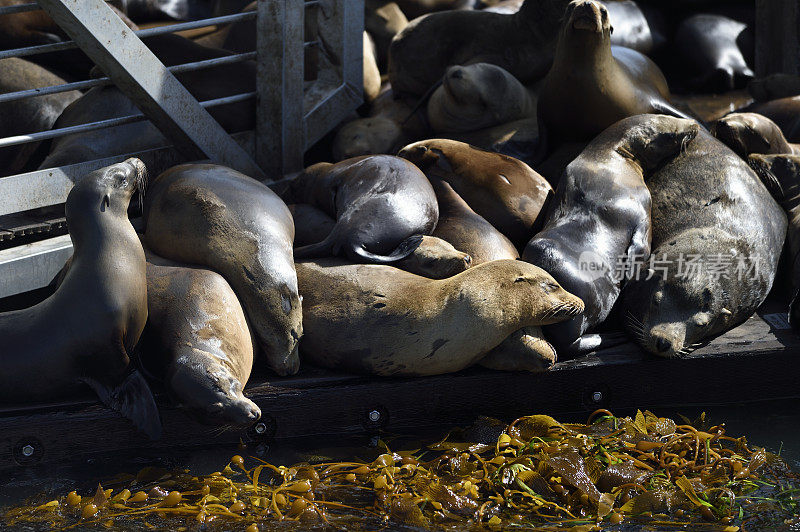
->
[248, 406, 261, 421]
[654, 336, 671, 353]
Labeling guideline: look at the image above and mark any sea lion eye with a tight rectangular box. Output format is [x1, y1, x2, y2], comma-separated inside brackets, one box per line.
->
[539, 281, 558, 292]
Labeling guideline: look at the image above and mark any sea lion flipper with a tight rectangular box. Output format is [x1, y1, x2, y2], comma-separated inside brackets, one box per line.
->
[85, 370, 163, 440]
[562, 332, 630, 356]
[350, 234, 424, 264]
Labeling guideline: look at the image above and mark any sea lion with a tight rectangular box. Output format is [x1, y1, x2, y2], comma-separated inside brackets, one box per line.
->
[398, 139, 553, 248]
[747, 154, 800, 328]
[675, 14, 754, 92]
[143, 164, 302, 376]
[602, 0, 656, 54]
[712, 113, 800, 159]
[427, 63, 536, 133]
[363, 32, 382, 104]
[742, 97, 800, 143]
[288, 203, 470, 278]
[387, 0, 570, 96]
[537, 0, 691, 150]
[296, 258, 583, 376]
[394, 0, 474, 19]
[0, 159, 160, 439]
[290, 155, 439, 263]
[39, 34, 255, 169]
[429, 176, 555, 371]
[620, 130, 786, 358]
[523, 115, 701, 354]
[450, 117, 541, 165]
[138, 251, 260, 428]
[748, 74, 800, 102]
[365, 0, 408, 69]
[0, 58, 81, 176]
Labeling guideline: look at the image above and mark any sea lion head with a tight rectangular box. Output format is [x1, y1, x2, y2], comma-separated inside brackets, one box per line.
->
[747, 152, 799, 200]
[170, 354, 262, 427]
[427, 63, 531, 133]
[624, 232, 741, 358]
[473, 260, 585, 325]
[397, 235, 472, 279]
[617, 115, 700, 171]
[66, 157, 147, 221]
[563, 0, 611, 37]
[713, 113, 780, 160]
[332, 117, 403, 160]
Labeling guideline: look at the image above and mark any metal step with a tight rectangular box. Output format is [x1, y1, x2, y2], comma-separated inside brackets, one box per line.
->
[0, 235, 72, 299]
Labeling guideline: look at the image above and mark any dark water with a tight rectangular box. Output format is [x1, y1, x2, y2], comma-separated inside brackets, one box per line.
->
[1, 399, 799, 531]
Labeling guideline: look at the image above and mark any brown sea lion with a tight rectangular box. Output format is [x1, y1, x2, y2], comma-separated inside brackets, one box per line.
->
[0, 159, 160, 439]
[387, 0, 570, 96]
[365, 0, 408, 70]
[450, 117, 541, 165]
[712, 113, 800, 159]
[290, 155, 439, 263]
[0, 58, 81, 176]
[524, 115, 701, 354]
[39, 34, 255, 169]
[296, 258, 583, 376]
[363, 32, 382, 103]
[537, 0, 691, 149]
[429, 177, 556, 371]
[620, 130, 786, 358]
[398, 139, 553, 248]
[427, 63, 536, 133]
[139, 251, 260, 428]
[143, 164, 302, 376]
[747, 154, 800, 328]
[742, 97, 800, 143]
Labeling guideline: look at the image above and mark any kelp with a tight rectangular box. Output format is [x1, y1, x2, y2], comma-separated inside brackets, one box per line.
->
[4, 409, 799, 531]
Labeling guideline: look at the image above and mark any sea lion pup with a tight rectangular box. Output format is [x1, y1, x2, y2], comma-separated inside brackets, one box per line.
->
[523, 115, 701, 355]
[747, 154, 800, 328]
[138, 251, 261, 428]
[0, 159, 160, 439]
[742, 97, 800, 144]
[296, 259, 584, 376]
[427, 63, 536, 133]
[620, 130, 786, 358]
[289, 204, 471, 277]
[399, 139, 553, 248]
[712, 113, 800, 159]
[0, 58, 80, 175]
[290, 155, 439, 263]
[387, 0, 570, 97]
[675, 14, 754, 93]
[143, 164, 302, 377]
[430, 177, 555, 371]
[537, 0, 691, 150]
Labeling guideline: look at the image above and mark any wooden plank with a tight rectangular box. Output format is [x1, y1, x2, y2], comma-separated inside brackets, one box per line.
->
[36, 0, 264, 179]
[256, 0, 305, 177]
[755, 0, 800, 76]
[1, 307, 798, 469]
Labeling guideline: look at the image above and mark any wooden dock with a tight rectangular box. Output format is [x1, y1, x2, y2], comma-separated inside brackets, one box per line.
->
[1, 297, 798, 470]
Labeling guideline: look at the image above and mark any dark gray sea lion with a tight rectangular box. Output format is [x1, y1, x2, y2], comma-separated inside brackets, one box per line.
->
[387, 0, 570, 96]
[290, 155, 439, 263]
[429, 177, 556, 371]
[747, 154, 800, 328]
[394, 0, 474, 19]
[712, 113, 800, 159]
[602, 0, 657, 54]
[675, 14, 754, 92]
[138, 251, 260, 428]
[0, 58, 80, 176]
[0, 159, 160, 439]
[523, 115, 700, 354]
[296, 259, 583, 376]
[365, 0, 408, 70]
[288, 203, 470, 278]
[748, 74, 800, 102]
[143, 164, 303, 376]
[537, 0, 691, 149]
[620, 130, 787, 358]
[398, 138, 553, 248]
[427, 63, 536, 133]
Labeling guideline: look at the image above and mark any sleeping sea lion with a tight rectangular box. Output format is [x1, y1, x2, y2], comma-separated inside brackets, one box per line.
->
[0, 159, 160, 439]
[712, 112, 800, 159]
[296, 259, 583, 376]
[290, 155, 439, 264]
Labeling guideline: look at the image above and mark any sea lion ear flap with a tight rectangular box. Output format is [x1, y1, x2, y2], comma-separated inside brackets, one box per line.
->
[85, 370, 163, 440]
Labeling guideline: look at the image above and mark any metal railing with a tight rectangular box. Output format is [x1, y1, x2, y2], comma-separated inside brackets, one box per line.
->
[0, 0, 364, 298]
